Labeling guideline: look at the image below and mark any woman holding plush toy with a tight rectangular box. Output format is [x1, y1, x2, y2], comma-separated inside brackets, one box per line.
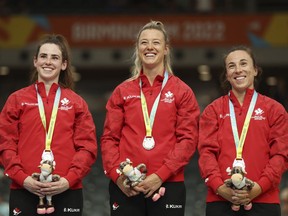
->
[198, 45, 288, 216]
[0, 34, 97, 216]
[101, 20, 200, 216]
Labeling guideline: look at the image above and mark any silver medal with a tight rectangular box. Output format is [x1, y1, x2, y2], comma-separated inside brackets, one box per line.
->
[41, 150, 54, 161]
[142, 136, 155, 150]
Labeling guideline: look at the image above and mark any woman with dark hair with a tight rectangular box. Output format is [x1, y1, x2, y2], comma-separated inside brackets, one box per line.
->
[101, 20, 200, 216]
[198, 45, 288, 216]
[0, 34, 97, 216]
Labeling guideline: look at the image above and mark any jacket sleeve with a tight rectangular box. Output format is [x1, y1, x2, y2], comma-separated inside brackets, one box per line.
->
[257, 101, 288, 193]
[100, 87, 124, 183]
[197, 103, 224, 193]
[0, 94, 28, 186]
[63, 98, 97, 187]
[156, 85, 200, 182]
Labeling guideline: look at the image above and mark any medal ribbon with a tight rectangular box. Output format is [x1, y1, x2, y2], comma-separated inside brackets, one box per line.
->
[229, 91, 258, 159]
[36, 84, 61, 151]
[140, 71, 168, 137]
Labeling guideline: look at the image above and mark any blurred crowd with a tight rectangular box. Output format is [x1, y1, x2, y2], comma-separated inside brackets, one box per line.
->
[1, 0, 288, 15]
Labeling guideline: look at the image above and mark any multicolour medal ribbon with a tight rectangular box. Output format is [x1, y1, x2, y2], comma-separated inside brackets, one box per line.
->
[229, 90, 258, 159]
[139, 71, 168, 150]
[35, 84, 61, 161]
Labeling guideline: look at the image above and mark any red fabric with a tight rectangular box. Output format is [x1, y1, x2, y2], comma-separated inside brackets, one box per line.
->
[101, 73, 200, 183]
[198, 89, 288, 204]
[0, 82, 97, 189]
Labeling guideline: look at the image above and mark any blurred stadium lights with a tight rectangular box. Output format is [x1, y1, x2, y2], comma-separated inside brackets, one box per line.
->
[0, 66, 9, 76]
[198, 64, 212, 81]
[266, 76, 278, 86]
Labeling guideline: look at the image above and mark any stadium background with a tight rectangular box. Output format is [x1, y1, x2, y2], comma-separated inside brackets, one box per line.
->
[0, 0, 287, 215]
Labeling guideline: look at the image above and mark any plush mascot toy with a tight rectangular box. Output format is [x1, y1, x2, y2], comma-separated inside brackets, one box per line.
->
[224, 159, 254, 211]
[117, 158, 165, 201]
[32, 159, 60, 214]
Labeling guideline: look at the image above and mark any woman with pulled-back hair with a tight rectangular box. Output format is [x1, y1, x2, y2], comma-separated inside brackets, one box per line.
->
[0, 34, 97, 216]
[101, 20, 200, 216]
[198, 45, 287, 216]
[30, 34, 74, 89]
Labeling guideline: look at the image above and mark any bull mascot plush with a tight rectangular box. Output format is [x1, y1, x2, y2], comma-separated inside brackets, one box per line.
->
[117, 158, 165, 201]
[224, 159, 254, 211]
[32, 159, 60, 214]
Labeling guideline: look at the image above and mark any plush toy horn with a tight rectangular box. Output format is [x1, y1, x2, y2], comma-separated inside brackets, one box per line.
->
[226, 167, 232, 175]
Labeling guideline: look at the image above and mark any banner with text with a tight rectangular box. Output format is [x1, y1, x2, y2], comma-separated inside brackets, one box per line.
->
[1, 14, 288, 48]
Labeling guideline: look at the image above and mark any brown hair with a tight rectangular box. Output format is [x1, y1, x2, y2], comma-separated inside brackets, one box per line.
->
[220, 45, 262, 94]
[30, 34, 74, 89]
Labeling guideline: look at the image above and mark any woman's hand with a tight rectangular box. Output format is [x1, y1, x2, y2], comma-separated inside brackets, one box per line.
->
[216, 184, 249, 205]
[40, 177, 70, 196]
[23, 176, 45, 197]
[24, 176, 70, 197]
[231, 189, 251, 205]
[136, 173, 163, 198]
[217, 182, 262, 205]
[116, 175, 140, 197]
[216, 184, 236, 203]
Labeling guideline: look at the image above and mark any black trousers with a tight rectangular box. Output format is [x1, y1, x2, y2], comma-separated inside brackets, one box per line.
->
[109, 181, 186, 216]
[9, 189, 83, 216]
[206, 201, 280, 216]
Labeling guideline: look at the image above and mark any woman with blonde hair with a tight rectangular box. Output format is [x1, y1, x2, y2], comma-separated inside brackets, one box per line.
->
[101, 20, 200, 216]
